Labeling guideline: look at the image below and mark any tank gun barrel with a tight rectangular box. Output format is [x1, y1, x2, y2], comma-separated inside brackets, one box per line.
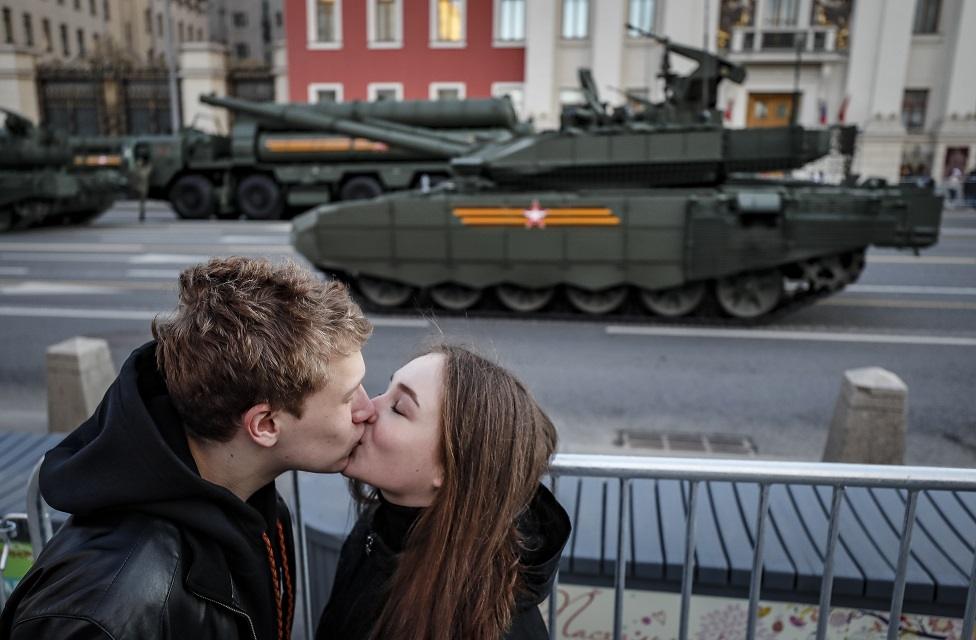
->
[200, 93, 472, 159]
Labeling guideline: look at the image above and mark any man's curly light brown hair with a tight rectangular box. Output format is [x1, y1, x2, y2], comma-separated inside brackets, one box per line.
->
[151, 257, 372, 442]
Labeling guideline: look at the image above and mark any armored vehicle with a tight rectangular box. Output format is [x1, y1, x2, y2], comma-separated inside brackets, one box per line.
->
[120, 97, 523, 221]
[0, 110, 122, 232]
[280, 33, 942, 320]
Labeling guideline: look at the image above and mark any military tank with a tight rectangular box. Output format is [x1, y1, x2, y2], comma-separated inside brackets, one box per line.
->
[0, 109, 122, 231]
[284, 34, 941, 320]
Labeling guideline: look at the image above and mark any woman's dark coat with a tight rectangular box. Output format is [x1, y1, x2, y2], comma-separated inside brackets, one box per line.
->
[316, 484, 571, 640]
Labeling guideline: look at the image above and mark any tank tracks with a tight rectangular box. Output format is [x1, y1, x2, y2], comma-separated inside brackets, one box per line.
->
[328, 250, 866, 327]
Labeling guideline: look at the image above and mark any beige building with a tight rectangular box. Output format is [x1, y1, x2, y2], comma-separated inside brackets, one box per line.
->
[0, 0, 208, 65]
[520, 0, 976, 183]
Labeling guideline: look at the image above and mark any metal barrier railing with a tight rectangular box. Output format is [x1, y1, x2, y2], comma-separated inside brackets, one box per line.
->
[24, 453, 976, 640]
[0, 516, 18, 608]
[546, 454, 976, 640]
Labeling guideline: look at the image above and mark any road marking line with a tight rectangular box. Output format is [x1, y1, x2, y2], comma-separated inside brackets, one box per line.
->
[846, 285, 976, 296]
[129, 253, 212, 264]
[0, 267, 28, 276]
[605, 325, 976, 346]
[0, 282, 122, 295]
[0, 306, 164, 320]
[0, 304, 428, 328]
[0, 243, 294, 255]
[941, 227, 976, 236]
[868, 255, 976, 265]
[220, 235, 283, 244]
[821, 298, 976, 310]
[125, 269, 184, 279]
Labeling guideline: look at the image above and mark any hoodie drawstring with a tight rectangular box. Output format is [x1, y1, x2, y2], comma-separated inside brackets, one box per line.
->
[262, 519, 294, 640]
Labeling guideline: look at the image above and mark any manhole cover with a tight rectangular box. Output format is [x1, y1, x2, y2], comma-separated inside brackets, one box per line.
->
[615, 430, 757, 456]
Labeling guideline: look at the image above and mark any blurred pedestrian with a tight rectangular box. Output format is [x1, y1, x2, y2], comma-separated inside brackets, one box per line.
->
[132, 143, 153, 223]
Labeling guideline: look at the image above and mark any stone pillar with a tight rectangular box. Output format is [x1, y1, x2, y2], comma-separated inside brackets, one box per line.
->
[46, 338, 116, 433]
[179, 42, 229, 134]
[591, 0, 625, 108]
[523, 0, 558, 129]
[930, 0, 976, 180]
[0, 45, 39, 122]
[273, 39, 289, 103]
[822, 367, 907, 465]
[845, 0, 916, 182]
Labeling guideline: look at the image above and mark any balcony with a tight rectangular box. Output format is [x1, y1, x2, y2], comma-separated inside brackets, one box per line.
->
[725, 26, 848, 64]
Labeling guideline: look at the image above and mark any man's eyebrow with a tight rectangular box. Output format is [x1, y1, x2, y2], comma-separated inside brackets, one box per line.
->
[344, 375, 365, 400]
[396, 382, 420, 408]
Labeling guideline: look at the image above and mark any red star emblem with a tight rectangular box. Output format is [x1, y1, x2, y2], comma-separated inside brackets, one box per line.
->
[523, 199, 548, 228]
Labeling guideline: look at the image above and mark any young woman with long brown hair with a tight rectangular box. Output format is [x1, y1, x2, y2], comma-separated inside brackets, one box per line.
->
[315, 344, 571, 640]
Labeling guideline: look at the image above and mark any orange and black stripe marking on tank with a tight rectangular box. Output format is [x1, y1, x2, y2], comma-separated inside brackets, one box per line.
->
[262, 138, 389, 153]
[453, 200, 619, 228]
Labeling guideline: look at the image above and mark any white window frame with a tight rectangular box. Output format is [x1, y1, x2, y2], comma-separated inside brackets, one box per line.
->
[429, 0, 466, 48]
[306, 0, 342, 50]
[367, 0, 403, 48]
[625, 0, 656, 39]
[492, 0, 525, 47]
[560, 0, 590, 40]
[368, 82, 404, 102]
[490, 81, 525, 118]
[307, 82, 344, 104]
[429, 81, 466, 100]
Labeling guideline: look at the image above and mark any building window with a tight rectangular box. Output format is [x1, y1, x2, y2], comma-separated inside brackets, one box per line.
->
[76, 27, 85, 56]
[92, 32, 99, 51]
[145, 8, 151, 33]
[559, 87, 585, 105]
[275, 11, 283, 27]
[913, 0, 940, 34]
[235, 42, 249, 58]
[60, 23, 69, 55]
[495, 0, 524, 42]
[2, 8, 12, 44]
[124, 21, 133, 48]
[42, 18, 52, 51]
[368, 0, 401, 47]
[561, 0, 588, 39]
[431, 0, 464, 45]
[309, 0, 341, 46]
[902, 90, 928, 132]
[308, 83, 343, 103]
[627, 0, 655, 34]
[74, 0, 80, 11]
[103, 0, 109, 21]
[491, 82, 524, 117]
[89, 0, 96, 17]
[764, 0, 799, 27]
[368, 82, 403, 102]
[157, 13, 163, 36]
[177, 21, 184, 42]
[430, 82, 465, 100]
[23, 12, 33, 47]
[233, 11, 248, 27]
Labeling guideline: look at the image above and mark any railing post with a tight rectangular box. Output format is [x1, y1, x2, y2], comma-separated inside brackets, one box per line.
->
[548, 475, 560, 640]
[292, 471, 314, 640]
[815, 486, 845, 640]
[746, 484, 771, 640]
[886, 490, 919, 640]
[678, 480, 700, 640]
[961, 541, 976, 640]
[612, 478, 630, 640]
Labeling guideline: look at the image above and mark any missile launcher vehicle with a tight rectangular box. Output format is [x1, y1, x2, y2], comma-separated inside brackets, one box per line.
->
[276, 32, 942, 320]
[0, 110, 122, 232]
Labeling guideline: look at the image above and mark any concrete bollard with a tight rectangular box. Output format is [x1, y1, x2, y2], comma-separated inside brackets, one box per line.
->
[46, 337, 116, 433]
[822, 367, 907, 465]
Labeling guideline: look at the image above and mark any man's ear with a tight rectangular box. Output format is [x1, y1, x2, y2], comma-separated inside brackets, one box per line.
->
[241, 403, 280, 448]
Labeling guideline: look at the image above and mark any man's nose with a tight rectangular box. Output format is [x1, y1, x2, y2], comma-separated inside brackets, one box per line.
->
[351, 387, 376, 424]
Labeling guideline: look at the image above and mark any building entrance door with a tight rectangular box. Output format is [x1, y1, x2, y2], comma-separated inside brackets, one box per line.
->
[747, 93, 797, 127]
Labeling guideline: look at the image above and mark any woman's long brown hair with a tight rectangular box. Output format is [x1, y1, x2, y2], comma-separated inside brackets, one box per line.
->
[361, 344, 557, 640]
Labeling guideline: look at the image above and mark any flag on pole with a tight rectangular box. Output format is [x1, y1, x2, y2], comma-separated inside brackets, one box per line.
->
[724, 98, 734, 122]
[837, 96, 850, 124]
[818, 100, 828, 125]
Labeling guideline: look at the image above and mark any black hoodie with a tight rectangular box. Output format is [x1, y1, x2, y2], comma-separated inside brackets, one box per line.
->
[0, 342, 295, 640]
[316, 483, 571, 640]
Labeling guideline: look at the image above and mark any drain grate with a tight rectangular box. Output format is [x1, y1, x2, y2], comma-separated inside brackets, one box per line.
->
[615, 430, 757, 456]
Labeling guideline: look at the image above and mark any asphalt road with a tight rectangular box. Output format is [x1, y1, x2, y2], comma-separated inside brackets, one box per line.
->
[1, 200, 974, 467]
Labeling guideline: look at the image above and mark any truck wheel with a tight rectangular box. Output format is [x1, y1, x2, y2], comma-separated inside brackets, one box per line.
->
[237, 174, 284, 220]
[169, 175, 216, 219]
[339, 176, 383, 201]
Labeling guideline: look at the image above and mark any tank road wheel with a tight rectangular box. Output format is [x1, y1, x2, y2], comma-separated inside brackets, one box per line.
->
[841, 249, 866, 284]
[496, 284, 555, 313]
[358, 276, 414, 308]
[566, 285, 629, 315]
[12, 200, 53, 228]
[169, 174, 216, 219]
[339, 176, 383, 201]
[429, 283, 482, 311]
[715, 270, 784, 319]
[640, 282, 706, 318]
[237, 174, 284, 220]
[801, 256, 847, 292]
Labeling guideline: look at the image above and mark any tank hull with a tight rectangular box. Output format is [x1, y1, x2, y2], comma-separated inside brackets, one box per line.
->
[292, 180, 941, 319]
